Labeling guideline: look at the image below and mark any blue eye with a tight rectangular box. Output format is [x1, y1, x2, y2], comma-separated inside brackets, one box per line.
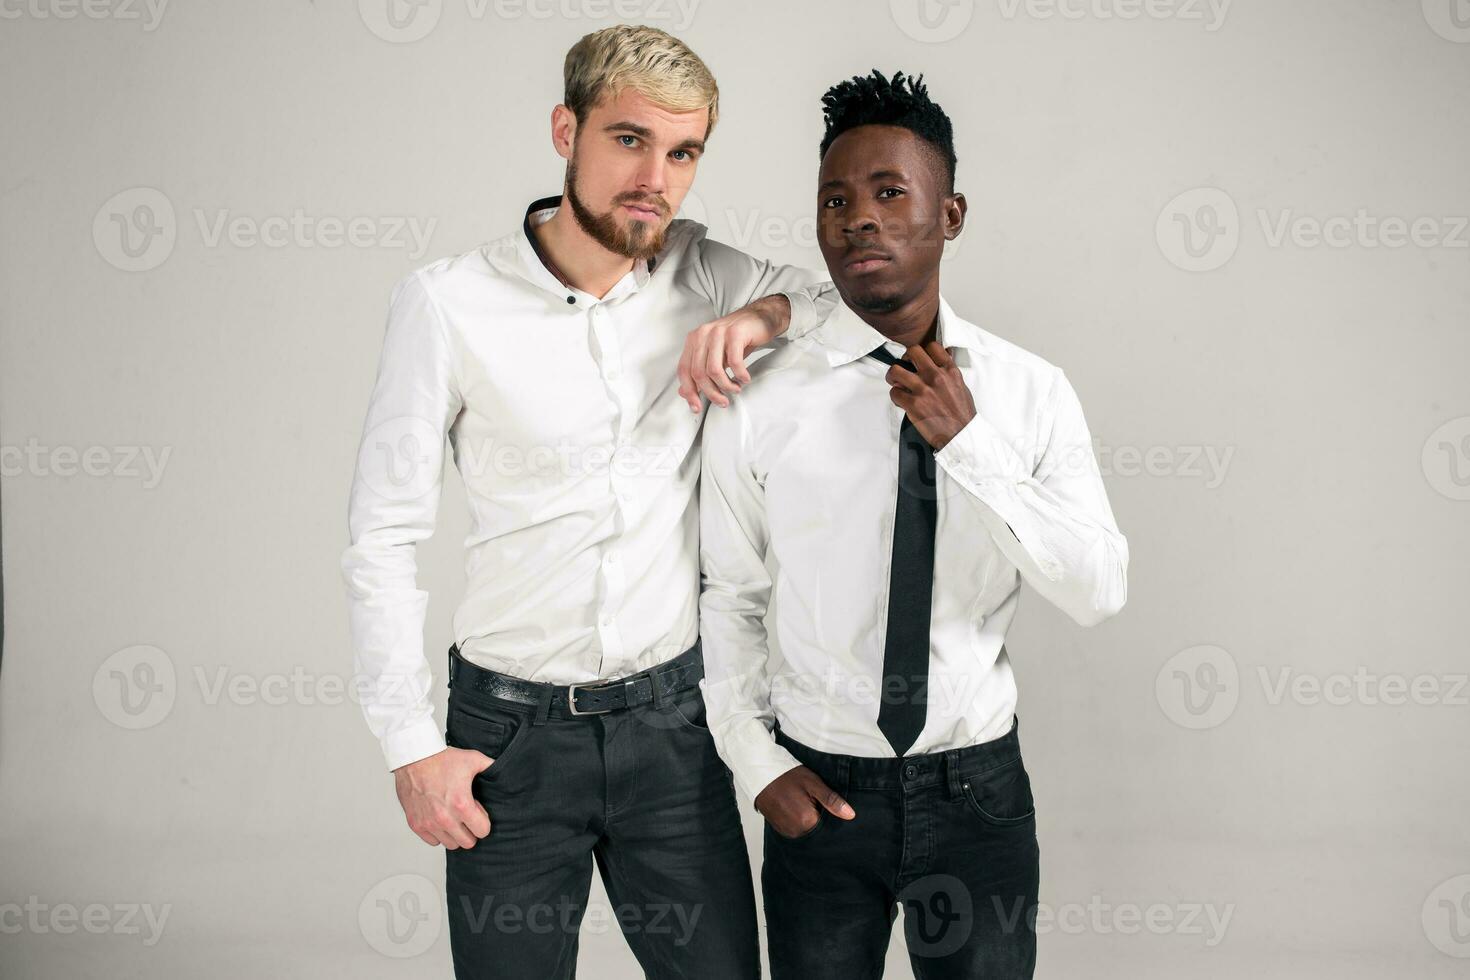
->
[619, 135, 638, 147]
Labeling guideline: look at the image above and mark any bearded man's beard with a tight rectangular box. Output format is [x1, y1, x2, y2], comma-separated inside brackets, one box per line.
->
[565, 155, 671, 261]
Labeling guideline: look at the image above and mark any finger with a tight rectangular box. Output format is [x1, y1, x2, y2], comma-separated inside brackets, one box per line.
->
[685, 330, 714, 405]
[697, 375, 731, 408]
[889, 387, 914, 411]
[678, 333, 708, 413]
[724, 331, 752, 386]
[441, 816, 478, 849]
[676, 338, 695, 408]
[926, 341, 956, 370]
[458, 799, 492, 839]
[704, 330, 743, 395]
[807, 780, 856, 820]
[886, 366, 921, 392]
[907, 344, 941, 381]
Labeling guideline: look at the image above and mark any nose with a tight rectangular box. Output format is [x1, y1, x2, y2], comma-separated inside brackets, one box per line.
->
[634, 155, 668, 198]
[843, 207, 880, 239]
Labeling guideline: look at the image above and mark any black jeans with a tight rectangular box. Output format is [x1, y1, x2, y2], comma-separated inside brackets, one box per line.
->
[443, 657, 759, 979]
[762, 720, 1040, 980]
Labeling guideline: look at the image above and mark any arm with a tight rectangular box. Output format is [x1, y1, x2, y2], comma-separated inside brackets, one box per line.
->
[677, 237, 837, 410]
[698, 402, 854, 834]
[697, 399, 799, 801]
[340, 270, 461, 771]
[342, 272, 495, 849]
[934, 366, 1129, 628]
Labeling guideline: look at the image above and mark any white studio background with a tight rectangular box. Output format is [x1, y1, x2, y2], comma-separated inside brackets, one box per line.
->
[2, 1, 1468, 977]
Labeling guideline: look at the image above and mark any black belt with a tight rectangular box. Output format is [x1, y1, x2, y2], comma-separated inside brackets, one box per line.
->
[447, 639, 704, 720]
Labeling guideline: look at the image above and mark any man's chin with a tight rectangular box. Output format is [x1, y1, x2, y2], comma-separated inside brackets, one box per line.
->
[614, 218, 668, 261]
[840, 280, 906, 314]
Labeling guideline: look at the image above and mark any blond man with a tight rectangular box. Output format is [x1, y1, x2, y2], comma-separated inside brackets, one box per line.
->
[341, 24, 830, 979]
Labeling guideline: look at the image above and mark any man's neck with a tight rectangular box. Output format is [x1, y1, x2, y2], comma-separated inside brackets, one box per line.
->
[855, 285, 942, 352]
[533, 199, 635, 300]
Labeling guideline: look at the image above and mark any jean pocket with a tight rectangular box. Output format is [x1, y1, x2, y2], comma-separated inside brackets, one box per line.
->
[669, 689, 710, 732]
[960, 756, 1036, 827]
[446, 695, 532, 778]
[769, 808, 826, 843]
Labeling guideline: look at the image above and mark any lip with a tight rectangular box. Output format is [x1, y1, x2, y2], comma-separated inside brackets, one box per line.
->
[844, 251, 893, 274]
[622, 203, 663, 222]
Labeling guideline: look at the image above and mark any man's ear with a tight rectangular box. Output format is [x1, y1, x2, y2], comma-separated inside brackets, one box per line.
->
[550, 104, 577, 161]
[944, 192, 967, 241]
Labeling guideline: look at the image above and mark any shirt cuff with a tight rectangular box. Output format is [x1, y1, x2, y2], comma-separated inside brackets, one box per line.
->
[721, 722, 804, 805]
[778, 284, 837, 343]
[383, 718, 447, 772]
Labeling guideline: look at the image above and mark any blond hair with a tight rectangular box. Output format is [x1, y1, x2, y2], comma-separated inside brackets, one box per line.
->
[563, 25, 720, 139]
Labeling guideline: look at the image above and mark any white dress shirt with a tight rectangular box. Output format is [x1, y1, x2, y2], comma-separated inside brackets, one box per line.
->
[698, 293, 1129, 803]
[340, 197, 830, 771]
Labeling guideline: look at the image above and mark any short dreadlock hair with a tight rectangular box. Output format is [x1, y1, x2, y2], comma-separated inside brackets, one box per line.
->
[819, 69, 957, 193]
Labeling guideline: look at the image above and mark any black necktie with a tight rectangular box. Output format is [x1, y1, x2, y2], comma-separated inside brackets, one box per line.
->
[865, 344, 937, 757]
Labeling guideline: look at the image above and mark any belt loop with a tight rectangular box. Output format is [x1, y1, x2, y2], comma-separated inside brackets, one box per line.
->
[447, 644, 457, 688]
[946, 749, 963, 799]
[532, 684, 553, 726]
[837, 755, 852, 796]
[650, 664, 670, 709]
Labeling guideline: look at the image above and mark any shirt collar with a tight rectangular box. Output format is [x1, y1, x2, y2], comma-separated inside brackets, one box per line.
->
[808, 292, 986, 367]
[514, 195, 657, 304]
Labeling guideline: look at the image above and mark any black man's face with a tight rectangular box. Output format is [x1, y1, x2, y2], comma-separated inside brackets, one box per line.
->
[816, 125, 956, 313]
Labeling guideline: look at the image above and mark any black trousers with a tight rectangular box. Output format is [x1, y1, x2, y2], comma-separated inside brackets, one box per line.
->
[443, 651, 759, 979]
[762, 720, 1041, 980]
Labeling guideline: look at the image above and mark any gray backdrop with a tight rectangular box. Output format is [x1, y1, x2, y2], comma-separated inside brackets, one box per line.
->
[2, 1, 1468, 977]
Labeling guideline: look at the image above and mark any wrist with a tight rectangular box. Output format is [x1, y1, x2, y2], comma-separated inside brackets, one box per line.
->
[756, 293, 791, 337]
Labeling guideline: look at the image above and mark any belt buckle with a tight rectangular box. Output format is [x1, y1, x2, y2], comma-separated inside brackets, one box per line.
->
[568, 681, 618, 716]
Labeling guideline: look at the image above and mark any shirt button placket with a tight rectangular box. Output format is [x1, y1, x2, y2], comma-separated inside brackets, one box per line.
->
[590, 302, 628, 672]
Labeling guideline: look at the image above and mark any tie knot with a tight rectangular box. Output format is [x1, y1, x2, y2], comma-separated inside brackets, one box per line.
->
[866, 345, 916, 372]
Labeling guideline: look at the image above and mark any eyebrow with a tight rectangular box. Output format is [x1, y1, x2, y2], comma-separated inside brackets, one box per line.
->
[818, 169, 911, 192]
[603, 120, 705, 154]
